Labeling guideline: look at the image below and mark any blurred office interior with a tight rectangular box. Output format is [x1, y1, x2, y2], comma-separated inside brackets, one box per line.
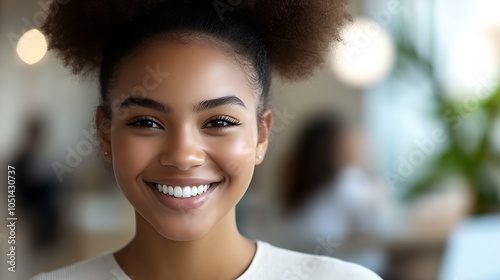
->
[1, 1, 500, 279]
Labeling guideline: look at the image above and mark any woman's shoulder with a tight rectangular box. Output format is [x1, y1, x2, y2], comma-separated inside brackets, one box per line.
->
[241, 240, 383, 280]
[29, 252, 129, 280]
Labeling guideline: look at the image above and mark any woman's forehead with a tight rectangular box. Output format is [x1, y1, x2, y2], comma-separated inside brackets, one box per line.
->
[110, 39, 258, 107]
[121, 39, 242, 77]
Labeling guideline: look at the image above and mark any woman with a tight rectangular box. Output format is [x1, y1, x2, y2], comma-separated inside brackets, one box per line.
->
[278, 114, 390, 274]
[32, 1, 382, 279]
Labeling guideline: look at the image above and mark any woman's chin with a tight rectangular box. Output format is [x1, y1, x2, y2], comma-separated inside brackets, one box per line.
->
[156, 227, 209, 242]
[152, 219, 213, 242]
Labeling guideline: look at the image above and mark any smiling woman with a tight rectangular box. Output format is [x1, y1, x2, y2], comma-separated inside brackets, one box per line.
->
[31, 1, 382, 279]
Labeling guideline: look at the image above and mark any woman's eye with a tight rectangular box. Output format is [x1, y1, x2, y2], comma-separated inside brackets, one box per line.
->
[127, 118, 162, 129]
[204, 117, 241, 129]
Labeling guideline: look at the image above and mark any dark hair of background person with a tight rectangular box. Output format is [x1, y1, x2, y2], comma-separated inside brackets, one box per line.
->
[281, 114, 345, 215]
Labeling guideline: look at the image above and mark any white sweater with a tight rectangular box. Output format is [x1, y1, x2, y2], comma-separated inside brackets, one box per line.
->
[30, 240, 383, 280]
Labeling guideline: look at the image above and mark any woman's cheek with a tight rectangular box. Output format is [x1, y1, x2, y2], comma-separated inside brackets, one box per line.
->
[111, 129, 158, 182]
[207, 133, 256, 180]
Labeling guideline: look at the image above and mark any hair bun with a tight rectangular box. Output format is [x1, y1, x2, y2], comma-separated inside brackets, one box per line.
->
[240, 0, 350, 80]
[42, 0, 350, 81]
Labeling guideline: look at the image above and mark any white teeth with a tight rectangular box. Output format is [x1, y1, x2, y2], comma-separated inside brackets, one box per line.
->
[182, 186, 191, 198]
[155, 183, 214, 198]
[174, 186, 182, 198]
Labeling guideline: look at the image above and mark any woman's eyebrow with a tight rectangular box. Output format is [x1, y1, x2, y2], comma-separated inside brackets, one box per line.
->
[120, 97, 171, 113]
[194, 96, 246, 112]
[119, 95, 246, 113]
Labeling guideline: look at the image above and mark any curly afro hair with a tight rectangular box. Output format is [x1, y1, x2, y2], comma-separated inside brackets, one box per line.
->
[42, 0, 350, 110]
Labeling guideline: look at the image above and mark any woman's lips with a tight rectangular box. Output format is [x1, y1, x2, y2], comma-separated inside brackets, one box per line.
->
[146, 180, 222, 211]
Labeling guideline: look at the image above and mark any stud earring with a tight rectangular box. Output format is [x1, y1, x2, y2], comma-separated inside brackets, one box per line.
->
[258, 155, 262, 159]
[104, 151, 109, 155]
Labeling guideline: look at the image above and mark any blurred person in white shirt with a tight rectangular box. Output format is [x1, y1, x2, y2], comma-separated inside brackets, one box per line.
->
[277, 113, 392, 275]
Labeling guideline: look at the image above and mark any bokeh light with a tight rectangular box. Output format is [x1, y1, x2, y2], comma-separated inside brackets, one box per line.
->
[16, 29, 47, 65]
[330, 17, 395, 88]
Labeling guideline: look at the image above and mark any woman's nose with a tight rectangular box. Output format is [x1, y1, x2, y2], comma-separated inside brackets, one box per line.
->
[159, 127, 205, 170]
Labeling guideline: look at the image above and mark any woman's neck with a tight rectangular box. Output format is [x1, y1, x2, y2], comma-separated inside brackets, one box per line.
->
[114, 210, 256, 280]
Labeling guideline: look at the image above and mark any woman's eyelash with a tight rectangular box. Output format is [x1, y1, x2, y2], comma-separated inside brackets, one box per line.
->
[126, 117, 163, 129]
[126, 116, 240, 130]
[204, 116, 241, 129]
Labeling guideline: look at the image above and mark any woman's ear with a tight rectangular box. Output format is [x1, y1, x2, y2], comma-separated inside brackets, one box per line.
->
[256, 109, 272, 165]
[95, 106, 112, 163]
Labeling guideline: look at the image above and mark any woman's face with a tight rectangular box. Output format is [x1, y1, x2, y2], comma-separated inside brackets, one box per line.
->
[97, 38, 271, 241]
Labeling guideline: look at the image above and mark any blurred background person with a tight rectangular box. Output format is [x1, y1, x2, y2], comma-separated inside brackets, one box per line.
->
[13, 117, 63, 248]
[273, 113, 391, 275]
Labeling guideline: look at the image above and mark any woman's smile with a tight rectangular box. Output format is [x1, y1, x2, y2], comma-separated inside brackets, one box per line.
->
[144, 178, 225, 210]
